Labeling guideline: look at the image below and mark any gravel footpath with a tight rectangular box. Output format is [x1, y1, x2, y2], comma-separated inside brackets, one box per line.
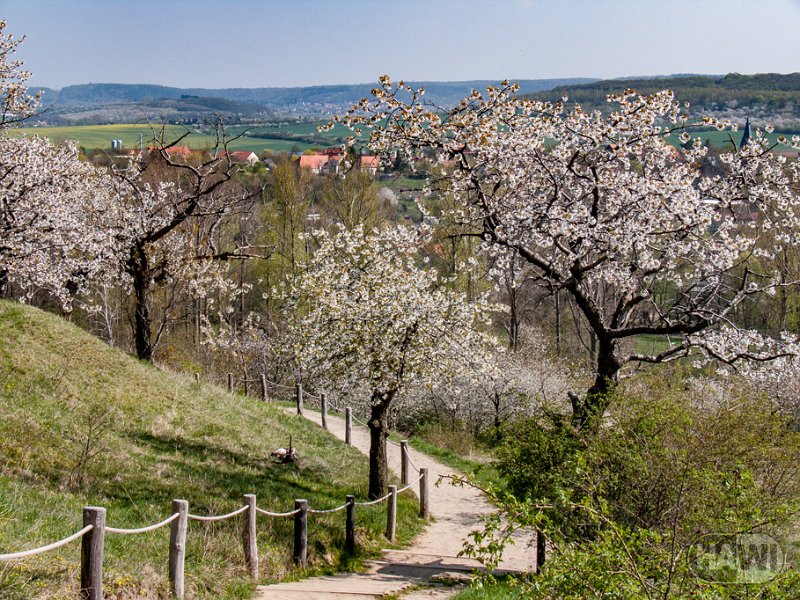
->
[253, 408, 534, 599]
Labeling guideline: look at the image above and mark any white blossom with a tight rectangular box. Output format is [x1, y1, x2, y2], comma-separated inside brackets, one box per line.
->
[342, 79, 800, 423]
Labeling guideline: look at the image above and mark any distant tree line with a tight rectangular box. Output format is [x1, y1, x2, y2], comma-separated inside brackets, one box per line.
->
[534, 72, 800, 122]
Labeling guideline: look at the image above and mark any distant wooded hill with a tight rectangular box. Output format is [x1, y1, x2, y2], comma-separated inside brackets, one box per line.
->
[530, 73, 800, 130]
[30, 79, 596, 124]
[38, 79, 597, 106]
[29, 74, 800, 128]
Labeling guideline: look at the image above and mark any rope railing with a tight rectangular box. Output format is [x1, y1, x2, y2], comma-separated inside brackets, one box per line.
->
[263, 379, 296, 392]
[307, 503, 349, 515]
[187, 505, 249, 522]
[0, 524, 94, 561]
[397, 473, 424, 495]
[255, 507, 302, 517]
[2, 373, 461, 599]
[406, 453, 421, 473]
[355, 491, 392, 507]
[277, 383, 427, 485]
[218, 379, 430, 515]
[352, 414, 370, 428]
[0, 465, 430, 600]
[106, 513, 180, 535]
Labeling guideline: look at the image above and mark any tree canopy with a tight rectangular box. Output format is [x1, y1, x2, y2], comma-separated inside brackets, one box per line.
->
[344, 77, 800, 427]
[285, 225, 499, 496]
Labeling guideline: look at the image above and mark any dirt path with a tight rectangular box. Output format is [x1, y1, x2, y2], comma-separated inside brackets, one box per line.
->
[253, 408, 535, 599]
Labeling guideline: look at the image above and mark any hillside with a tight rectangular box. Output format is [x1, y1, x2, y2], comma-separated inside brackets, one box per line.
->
[31, 78, 596, 124]
[531, 72, 800, 130]
[0, 301, 420, 599]
[30, 74, 800, 129]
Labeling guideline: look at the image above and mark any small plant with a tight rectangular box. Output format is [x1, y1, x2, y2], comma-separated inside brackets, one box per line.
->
[61, 396, 121, 492]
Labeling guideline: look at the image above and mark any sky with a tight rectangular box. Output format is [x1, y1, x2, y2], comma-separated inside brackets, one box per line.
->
[2, 0, 800, 90]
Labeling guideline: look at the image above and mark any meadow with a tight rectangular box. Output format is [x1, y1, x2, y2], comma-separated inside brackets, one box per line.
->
[14, 121, 798, 155]
[11, 123, 334, 153]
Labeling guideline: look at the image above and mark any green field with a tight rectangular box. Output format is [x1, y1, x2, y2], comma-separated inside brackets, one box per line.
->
[10, 123, 329, 153]
[669, 128, 799, 150]
[12, 121, 798, 155]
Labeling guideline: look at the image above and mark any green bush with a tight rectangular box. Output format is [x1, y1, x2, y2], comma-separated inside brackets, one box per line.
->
[467, 372, 800, 598]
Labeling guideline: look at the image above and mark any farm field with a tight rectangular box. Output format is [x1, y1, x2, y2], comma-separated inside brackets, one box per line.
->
[10, 123, 332, 153]
[13, 121, 799, 154]
[667, 128, 799, 150]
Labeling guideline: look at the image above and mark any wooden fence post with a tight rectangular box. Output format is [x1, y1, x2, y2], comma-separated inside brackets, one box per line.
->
[321, 393, 328, 430]
[345, 408, 352, 446]
[400, 440, 410, 486]
[386, 485, 397, 542]
[419, 468, 430, 519]
[536, 529, 546, 574]
[243, 375, 249, 397]
[295, 383, 304, 415]
[293, 499, 308, 567]
[169, 499, 188, 600]
[260, 374, 268, 402]
[80, 506, 106, 600]
[345, 495, 356, 555]
[227, 372, 233, 393]
[243, 494, 258, 580]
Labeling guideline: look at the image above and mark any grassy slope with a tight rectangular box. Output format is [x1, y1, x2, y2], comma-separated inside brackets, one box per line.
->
[0, 301, 420, 599]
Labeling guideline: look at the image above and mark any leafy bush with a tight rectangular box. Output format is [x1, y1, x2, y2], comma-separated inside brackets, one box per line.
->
[464, 372, 800, 598]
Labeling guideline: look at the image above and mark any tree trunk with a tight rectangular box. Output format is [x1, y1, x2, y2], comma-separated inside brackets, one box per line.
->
[571, 336, 620, 431]
[368, 401, 390, 500]
[130, 252, 155, 362]
[508, 287, 519, 352]
[554, 290, 561, 356]
[493, 393, 502, 442]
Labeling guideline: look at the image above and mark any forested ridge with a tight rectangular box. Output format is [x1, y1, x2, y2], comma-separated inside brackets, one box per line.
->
[533, 72, 800, 129]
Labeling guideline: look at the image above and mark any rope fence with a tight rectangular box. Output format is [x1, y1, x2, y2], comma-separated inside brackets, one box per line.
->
[200, 376, 419, 473]
[397, 473, 424, 495]
[307, 503, 349, 515]
[355, 491, 392, 507]
[106, 513, 179, 535]
[0, 374, 438, 599]
[221, 378, 428, 488]
[255, 507, 302, 518]
[191, 377, 432, 510]
[0, 472, 429, 600]
[187, 505, 249, 522]
[0, 525, 94, 561]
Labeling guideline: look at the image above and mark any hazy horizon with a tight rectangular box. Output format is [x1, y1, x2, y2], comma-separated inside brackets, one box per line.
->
[34, 73, 753, 93]
[3, 0, 799, 90]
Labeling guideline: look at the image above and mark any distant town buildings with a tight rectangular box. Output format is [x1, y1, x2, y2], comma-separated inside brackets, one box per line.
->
[215, 150, 260, 166]
[298, 148, 380, 175]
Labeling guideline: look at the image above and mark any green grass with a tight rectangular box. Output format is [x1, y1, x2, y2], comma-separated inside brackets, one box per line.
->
[666, 129, 798, 150]
[451, 577, 527, 599]
[399, 425, 501, 494]
[384, 175, 428, 191]
[21, 120, 790, 156]
[625, 333, 674, 357]
[8, 123, 321, 153]
[0, 300, 421, 598]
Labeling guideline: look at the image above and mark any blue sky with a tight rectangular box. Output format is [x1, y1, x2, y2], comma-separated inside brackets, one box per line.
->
[3, 0, 800, 89]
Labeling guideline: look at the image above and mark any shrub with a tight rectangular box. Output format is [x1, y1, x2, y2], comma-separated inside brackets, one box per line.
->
[466, 372, 800, 597]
